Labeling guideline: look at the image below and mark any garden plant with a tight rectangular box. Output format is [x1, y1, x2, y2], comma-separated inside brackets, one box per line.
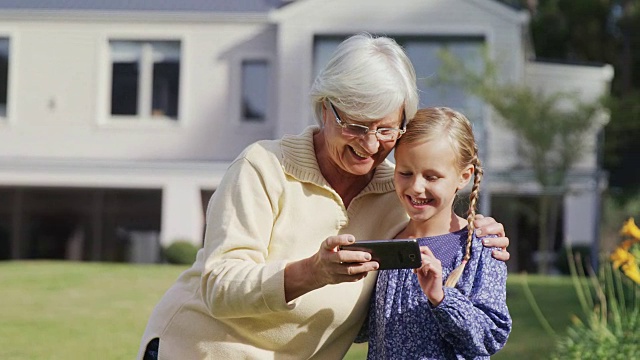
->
[550, 218, 640, 359]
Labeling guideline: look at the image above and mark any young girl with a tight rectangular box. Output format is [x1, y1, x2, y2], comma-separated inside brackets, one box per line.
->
[363, 107, 512, 359]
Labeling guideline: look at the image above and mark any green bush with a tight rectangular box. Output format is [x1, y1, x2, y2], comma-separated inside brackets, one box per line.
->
[551, 232, 640, 360]
[163, 241, 200, 265]
[551, 268, 640, 359]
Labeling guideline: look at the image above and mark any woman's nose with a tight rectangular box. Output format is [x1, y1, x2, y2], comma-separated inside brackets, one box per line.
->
[359, 133, 380, 153]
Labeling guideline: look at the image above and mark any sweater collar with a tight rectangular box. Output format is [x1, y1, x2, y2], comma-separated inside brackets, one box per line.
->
[280, 126, 396, 195]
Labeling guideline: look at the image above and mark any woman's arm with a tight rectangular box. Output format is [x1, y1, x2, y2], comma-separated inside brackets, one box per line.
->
[200, 152, 378, 316]
[199, 156, 286, 318]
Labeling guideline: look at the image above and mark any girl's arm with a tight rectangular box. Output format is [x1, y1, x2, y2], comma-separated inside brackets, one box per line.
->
[429, 242, 512, 356]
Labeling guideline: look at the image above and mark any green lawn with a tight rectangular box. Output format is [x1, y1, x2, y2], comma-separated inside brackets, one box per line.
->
[0, 261, 581, 359]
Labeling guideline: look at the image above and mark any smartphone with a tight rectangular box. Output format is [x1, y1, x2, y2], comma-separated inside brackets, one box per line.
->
[339, 239, 421, 270]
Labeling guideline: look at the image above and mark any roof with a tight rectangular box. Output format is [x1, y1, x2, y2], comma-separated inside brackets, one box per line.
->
[0, 0, 289, 13]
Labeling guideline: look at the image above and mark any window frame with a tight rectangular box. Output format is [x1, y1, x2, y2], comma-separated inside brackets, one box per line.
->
[98, 34, 186, 128]
[0, 32, 15, 125]
[239, 58, 270, 123]
[230, 52, 275, 129]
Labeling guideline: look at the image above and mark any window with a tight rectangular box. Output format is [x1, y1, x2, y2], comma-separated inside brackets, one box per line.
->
[400, 36, 484, 120]
[313, 35, 486, 150]
[109, 40, 180, 120]
[0, 38, 9, 118]
[240, 59, 269, 122]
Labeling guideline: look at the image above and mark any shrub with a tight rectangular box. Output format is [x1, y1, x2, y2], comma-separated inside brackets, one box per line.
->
[551, 219, 640, 359]
[163, 241, 199, 265]
[552, 263, 640, 359]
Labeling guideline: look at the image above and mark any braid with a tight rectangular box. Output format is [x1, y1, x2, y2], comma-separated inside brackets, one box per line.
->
[445, 128, 482, 288]
[465, 155, 483, 261]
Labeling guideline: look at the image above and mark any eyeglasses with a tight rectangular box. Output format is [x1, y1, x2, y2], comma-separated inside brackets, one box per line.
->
[327, 101, 406, 142]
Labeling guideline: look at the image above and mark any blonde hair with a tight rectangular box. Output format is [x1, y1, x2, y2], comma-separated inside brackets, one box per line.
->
[309, 33, 418, 125]
[397, 107, 483, 288]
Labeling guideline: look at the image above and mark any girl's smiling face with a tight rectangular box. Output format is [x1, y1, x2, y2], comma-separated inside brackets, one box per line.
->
[393, 136, 472, 233]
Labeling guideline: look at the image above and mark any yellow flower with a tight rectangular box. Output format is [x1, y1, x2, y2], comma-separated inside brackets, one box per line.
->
[621, 261, 640, 285]
[610, 246, 632, 269]
[612, 218, 640, 285]
[620, 218, 640, 240]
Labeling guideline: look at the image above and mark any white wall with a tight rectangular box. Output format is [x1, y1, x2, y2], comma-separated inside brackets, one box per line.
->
[0, 10, 277, 252]
[564, 191, 600, 246]
[0, 14, 278, 162]
[525, 62, 614, 169]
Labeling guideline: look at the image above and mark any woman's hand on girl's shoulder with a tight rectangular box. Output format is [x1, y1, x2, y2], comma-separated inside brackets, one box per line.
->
[474, 215, 510, 262]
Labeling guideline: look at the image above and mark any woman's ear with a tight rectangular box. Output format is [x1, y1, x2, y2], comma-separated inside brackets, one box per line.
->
[457, 164, 474, 190]
[321, 102, 330, 128]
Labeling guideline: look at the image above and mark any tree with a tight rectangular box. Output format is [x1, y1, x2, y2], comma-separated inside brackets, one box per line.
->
[497, 0, 640, 198]
[433, 49, 606, 274]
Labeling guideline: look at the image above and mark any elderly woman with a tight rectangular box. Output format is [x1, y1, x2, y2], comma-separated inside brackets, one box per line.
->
[138, 33, 509, 359]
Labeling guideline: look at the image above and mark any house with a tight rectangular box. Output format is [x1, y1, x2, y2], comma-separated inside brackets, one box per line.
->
[0, 0, 613, 272]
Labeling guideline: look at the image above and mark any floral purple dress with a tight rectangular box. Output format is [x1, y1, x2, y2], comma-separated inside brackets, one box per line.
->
[361, 229, 512, 359]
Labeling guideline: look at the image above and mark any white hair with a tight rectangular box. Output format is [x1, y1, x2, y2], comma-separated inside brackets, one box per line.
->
[310, 33, 419, 125]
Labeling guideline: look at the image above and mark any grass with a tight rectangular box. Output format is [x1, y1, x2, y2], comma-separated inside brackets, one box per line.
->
[0, 261, 183, 360]
[493, 275, 580, 359]
[0, 261, 581, 359]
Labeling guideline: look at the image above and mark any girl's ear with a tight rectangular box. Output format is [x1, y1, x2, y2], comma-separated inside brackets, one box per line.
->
[457, 164, 474, 190]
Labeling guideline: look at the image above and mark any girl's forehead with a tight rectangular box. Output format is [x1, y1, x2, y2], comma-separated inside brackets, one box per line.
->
[396, 137, 457, 163]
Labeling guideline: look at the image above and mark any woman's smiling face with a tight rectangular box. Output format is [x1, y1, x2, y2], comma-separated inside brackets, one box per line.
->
[321, 103, 404, 177]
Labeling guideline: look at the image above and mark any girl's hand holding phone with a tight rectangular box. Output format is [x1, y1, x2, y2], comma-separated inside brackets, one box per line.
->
[414, 246, 445, 306]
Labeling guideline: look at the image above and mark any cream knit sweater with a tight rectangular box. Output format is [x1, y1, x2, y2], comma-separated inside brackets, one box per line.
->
[138, 126, 408, 360]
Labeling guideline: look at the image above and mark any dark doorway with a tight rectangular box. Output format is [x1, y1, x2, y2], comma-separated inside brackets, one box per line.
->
[491, 194, 565, 273]
[0, 186, 162, 262]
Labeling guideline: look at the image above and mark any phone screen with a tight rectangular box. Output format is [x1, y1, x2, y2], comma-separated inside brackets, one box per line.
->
[340, 239, 421, 270]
